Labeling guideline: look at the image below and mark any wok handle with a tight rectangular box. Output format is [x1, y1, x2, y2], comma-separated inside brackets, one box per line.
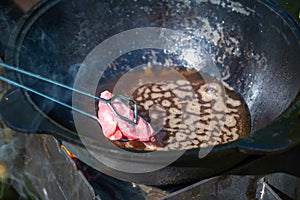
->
[0, 88, 81, 144]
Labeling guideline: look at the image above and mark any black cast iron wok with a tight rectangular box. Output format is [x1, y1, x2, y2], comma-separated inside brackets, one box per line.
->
[0, 0, 300, 185]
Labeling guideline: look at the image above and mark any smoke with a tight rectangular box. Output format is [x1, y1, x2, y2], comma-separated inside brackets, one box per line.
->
[0, 124, 35, 199]
[0, 122, 99, 199]
[0, 2, 22, 59]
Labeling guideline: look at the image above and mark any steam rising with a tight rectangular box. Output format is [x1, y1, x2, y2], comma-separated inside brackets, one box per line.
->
[0, 3, 20, 59]
[0, 122, 98, 199]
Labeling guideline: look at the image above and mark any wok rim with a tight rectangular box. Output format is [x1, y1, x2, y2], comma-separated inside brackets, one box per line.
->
[3, 0, 300, 161]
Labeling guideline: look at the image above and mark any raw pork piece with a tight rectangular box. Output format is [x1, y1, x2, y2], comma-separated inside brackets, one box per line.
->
[97, 90, 155, 142]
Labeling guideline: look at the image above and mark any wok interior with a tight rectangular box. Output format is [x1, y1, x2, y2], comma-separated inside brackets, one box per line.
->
[223, 20, 300, 132]
[95, 8, 300, 136]
[10, 0, 300, 138]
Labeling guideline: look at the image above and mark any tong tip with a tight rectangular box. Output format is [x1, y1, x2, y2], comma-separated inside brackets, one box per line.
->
[107, 94, 139, 125]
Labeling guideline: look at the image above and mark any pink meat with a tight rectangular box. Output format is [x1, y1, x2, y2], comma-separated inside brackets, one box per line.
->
[97, 90, 155, 142]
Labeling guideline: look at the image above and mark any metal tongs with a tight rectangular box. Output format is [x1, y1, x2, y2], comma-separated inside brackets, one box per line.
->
[0, 62, 139, 125]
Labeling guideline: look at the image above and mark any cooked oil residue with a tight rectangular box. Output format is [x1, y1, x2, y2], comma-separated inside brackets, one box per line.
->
[98, 66, 251, 151]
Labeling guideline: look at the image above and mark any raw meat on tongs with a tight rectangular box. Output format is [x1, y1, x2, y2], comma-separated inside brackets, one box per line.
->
[97, 90, 156, 149]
